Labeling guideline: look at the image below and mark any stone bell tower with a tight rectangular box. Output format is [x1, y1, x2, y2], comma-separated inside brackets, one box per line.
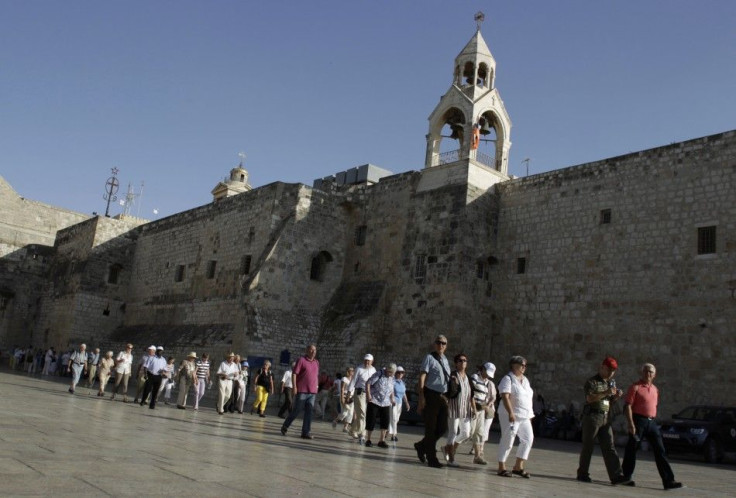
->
[424, 14, 511, 178]
[211, 155, 253, 202]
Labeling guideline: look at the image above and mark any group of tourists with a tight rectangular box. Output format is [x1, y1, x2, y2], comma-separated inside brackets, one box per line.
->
[14, 336, 684, 490]
[412, 334, 682, 490]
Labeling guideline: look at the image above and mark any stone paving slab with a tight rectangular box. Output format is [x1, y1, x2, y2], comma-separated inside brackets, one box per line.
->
[0, 369, 733, 497]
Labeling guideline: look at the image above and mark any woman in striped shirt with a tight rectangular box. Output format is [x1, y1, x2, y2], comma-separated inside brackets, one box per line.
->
[193, 353, 210, 410]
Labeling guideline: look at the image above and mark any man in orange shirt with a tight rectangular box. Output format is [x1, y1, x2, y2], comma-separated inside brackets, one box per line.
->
[622, 363, 682, 490]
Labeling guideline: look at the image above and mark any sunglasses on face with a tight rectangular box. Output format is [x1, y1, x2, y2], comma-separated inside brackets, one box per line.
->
[435, 341, 447, 346]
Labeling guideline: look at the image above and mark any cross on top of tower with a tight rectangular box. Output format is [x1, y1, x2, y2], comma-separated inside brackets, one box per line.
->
[474, 11, 485, 31]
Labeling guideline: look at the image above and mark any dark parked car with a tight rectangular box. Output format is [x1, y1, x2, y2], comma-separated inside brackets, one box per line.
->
[399, 390, 423, 425]
[660, 405, 736, 463]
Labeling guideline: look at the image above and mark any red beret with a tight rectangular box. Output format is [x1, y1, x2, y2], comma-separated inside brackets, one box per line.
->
[602, 356, 618, 370]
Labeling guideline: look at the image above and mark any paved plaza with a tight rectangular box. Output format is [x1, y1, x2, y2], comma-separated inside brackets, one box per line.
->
[0, 369, 733, 497]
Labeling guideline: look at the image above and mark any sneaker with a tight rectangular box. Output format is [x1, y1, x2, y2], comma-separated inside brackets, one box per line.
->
[377, 441, 389, 448]
[365, 440, 373, 447]
[473, 456, 488, 465]
[448, 461, 460, 468]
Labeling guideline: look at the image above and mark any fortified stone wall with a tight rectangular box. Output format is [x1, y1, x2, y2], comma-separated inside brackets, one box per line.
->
[0, 175, 89, 258]
[492, 131, 736, 416]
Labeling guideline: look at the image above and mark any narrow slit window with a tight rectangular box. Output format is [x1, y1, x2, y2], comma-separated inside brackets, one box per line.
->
[697, 226, 716, 254]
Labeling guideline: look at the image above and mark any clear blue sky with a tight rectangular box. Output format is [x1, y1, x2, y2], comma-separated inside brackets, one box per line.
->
[2, 1, 734, 218]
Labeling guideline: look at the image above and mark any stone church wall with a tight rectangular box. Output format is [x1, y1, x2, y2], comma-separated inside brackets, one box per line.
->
[491, 131, 736, 416]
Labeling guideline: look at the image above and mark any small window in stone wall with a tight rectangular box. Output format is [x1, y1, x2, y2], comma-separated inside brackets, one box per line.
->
[107, 264, 122, 284]
[697, 226, 717, 254]
[600, 208, 612, 224]
[175, 264, 186, 282]
[414, 255, 427, 284]
[240, 255, 252, 275]
[355, 225, 367, 246]
[206, 260, 217, 279]
[517, 257, 527, 274]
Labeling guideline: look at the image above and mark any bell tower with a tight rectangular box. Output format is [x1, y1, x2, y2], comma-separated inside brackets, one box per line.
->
[424, 13, 511, 177]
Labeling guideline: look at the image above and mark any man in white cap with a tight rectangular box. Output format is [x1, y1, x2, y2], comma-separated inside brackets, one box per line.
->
[469, 361, 497, 464]
[216, 352, 239, 415]
[347, 353, 376, 444]
[139, 346, 167, 409]
[133, 346, 156, 404]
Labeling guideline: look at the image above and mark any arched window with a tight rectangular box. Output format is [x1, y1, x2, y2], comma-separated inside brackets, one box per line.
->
[310, 251, 333, 282]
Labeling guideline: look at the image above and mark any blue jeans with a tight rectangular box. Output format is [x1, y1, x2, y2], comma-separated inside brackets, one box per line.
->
[622, 415, 675, 484]
[282, 393, 316, 436]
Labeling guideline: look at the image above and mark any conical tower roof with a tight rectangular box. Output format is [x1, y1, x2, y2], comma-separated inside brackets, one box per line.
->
[457, 29, 494, 62]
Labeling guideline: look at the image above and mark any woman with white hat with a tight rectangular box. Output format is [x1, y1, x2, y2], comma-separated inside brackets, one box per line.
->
[176, 352, 198, 409]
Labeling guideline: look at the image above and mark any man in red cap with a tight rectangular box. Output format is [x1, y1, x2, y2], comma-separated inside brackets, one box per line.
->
[577, 356, 632, 485]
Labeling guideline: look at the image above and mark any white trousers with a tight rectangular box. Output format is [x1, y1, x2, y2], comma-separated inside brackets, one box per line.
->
[217, 379, 233, 413]
[389, 402, 401, 435]
[497, 409, 534, 462]
[447, 416, 472, 446]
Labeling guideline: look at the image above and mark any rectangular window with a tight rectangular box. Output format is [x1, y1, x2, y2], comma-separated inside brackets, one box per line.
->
[697, 226, 716, 254]
[414, 255, 427, 284]
[175, 264, 186, 282]
[240, 255, 252, 275]
[476, 261, 485, 279]
[206, 260, 217, 279]
[107, 264, 122, 285]
[600, 208, 612, 224]
[517, 257, 527, 274]
[354, 225, 367, 246]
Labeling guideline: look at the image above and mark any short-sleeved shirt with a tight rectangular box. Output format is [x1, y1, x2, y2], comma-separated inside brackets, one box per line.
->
[349, 365, 376, 391]
[281, 369, 293, 388]
[217, 361, 240, 380]
[293, 356, 320, 394]
[70, 351, 88, 366]
[583, 374, 612, 413]
[498, 372, 534, 419]
[367, 370, 394, 407]
[420, 353, 450, 394]
[115, 351, 133, 374]
[393, 378, 407, 401]
[147, 356, 168, 375]
[624, 380, 659, 418]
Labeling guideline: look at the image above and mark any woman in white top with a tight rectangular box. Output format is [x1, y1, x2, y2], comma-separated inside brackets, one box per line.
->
[332, 367, 355, 432]
[497, 355, 535, 478]
[111, 344, 134, 402]
[97, 351, 115, 397]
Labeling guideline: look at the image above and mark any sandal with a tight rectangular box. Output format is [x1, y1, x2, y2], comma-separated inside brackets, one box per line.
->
[497, 470, 513, 477]
[512, 469, 531, 478]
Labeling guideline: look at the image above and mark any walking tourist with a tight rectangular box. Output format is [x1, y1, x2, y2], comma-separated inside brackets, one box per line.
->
[251, 360, 274, 417]
[388, 366, 409, 442]
[111, 343, 133, 402]
[414, 334, 451, 469]
[576, 356, 631, 485]
[443, 353, 474, 467]
[193, 352, 210, 410]
[67, 343, 88, 394]
[364, 363, 396, 448]
[497, 355, 534, 478]
[97, 351, 115, 396]
[348, 353, 376, 444]
[469, 362, 496, 464]
[280, 344, 320, 439]
[621, 363, 682, 490]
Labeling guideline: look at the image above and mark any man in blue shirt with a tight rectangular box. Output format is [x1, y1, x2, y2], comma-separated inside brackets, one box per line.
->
[414, 334, 450, 468]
